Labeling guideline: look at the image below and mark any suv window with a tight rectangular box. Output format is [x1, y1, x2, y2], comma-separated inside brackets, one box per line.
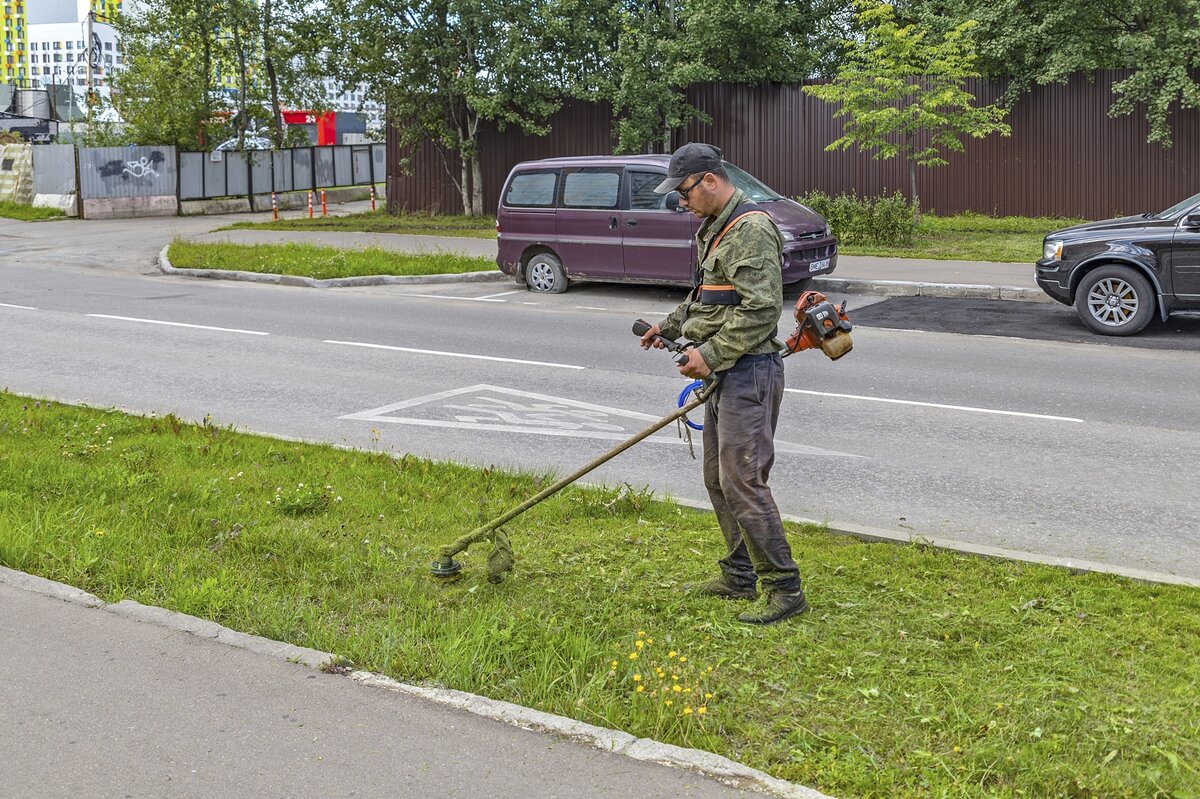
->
[505, 170, 557, 207]
[561, 168, 621, 209]
[629, 170, 668, 211]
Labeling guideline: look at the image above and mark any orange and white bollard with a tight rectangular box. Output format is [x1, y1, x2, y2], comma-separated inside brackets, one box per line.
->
[370, 184, 377, 211]
[272, 192, 278, 221]
[321, 189, 327, 217]
[307, 191, 313, 219]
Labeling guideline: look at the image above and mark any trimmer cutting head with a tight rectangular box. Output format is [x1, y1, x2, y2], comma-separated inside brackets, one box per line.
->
[430, 558, 463, 580]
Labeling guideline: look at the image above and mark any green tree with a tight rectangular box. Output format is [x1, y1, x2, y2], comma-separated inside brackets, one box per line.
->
[901, 0, 1200, 147]
[327, 0, 597, 215]
[112, 0, 326, 150]
[606, 0, 850, 154]
[803, 0, 1010, 223]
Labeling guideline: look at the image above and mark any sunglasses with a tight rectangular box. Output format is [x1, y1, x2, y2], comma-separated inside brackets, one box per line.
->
[676, 173, 708, 200]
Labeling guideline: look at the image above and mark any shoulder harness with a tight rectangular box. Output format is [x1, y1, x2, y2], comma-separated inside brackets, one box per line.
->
[692, 202, 772, 305]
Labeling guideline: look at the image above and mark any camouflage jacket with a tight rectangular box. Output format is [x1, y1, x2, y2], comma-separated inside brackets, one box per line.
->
[658, 189, 783, 372]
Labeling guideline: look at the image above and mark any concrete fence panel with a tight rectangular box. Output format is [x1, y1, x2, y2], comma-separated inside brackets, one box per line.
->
[78, 145, 178, 218]
[31, 143, 78, 215]
[0, 143, 35, 205]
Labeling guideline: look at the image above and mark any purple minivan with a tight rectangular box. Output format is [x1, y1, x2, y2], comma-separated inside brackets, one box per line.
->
[495, 155, 837, 293]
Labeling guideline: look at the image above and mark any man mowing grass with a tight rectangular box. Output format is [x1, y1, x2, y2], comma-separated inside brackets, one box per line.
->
[641, 143, 807, 625]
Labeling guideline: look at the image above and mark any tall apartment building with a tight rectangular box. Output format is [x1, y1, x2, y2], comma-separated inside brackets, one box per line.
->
[2, 1, 30, 87]
[23, 0, 139, 95]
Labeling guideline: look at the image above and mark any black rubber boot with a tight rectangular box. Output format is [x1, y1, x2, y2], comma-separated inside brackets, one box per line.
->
[737, 590, 809, 624]
[683, 575, 758, 601]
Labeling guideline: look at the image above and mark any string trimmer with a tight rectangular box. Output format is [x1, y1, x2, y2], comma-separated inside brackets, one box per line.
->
[430, 321, 715, 584]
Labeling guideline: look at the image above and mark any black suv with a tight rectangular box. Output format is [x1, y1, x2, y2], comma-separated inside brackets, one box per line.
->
[1035, 192, 1200, 335]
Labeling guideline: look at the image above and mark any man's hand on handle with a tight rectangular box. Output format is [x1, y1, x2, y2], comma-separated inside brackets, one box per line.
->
[676, 348, 711, 379]
[639, 323, 666, 350]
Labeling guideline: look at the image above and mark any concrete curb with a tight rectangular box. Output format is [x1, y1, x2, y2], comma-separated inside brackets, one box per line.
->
[156, 244, 1051, 300]
[0, 563, 835, 799]
[670, 497, 1200, 588]
[156, 245, 507, 287]
[813, 276, 1053, 304]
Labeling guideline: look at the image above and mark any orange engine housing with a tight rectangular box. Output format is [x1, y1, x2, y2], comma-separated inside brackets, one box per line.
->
[783, 290, 853, 360]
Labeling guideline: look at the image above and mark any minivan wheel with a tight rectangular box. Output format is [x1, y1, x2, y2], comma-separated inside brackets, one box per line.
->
[1074, 265, 1155, 336]
[525, 252, 568, 293]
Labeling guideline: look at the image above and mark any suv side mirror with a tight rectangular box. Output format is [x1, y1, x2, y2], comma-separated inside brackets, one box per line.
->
[664, 191, 684, 213]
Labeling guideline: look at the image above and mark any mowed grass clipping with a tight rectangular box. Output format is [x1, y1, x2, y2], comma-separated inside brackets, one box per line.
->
[167, 240, 494, 280]
[0, 200, 67, 221]
[1, 393, 1198, 799]
[226, 209, 498, 238]
[839, 213, 1088, 263]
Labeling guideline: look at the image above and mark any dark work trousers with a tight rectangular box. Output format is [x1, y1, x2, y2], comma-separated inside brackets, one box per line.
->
[702, 352, 802, 593]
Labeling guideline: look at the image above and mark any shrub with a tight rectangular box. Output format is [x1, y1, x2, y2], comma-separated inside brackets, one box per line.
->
[796, 190, 915, 246]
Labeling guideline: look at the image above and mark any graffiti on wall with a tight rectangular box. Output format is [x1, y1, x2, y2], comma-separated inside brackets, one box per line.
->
[79, 146, 177, 199]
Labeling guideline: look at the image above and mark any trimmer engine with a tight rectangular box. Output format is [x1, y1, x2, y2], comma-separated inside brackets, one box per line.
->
[784, 291, 853, 361]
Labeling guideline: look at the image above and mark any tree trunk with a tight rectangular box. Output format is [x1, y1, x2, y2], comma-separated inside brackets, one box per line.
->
[909, 158, 920, 226]
[459, 145, 471, 216]
[471, 154, 483, 217]
[262, 0, 284, 148]
[234, 22, 248, 149]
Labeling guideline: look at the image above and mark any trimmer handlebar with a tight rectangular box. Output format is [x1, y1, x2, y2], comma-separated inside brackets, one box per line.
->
[633, 319, 690, 365]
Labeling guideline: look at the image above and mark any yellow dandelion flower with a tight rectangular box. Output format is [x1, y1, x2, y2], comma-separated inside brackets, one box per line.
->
[683, 707, 693, 715]
[610, 660, 618, 668]
[636, 685, 644, 693]
[635, 640, 645, 649]
[628, 652, 638, 660]
[678, 656, 687, 663]
[633, 674, 642, 682]
[995, 702, 1004, 710]
[705, 693, 713, 699]
[672, 684, 682, 693]
[706, 666, 713, 673]
[683, 687, 692, 693]
[668, 650, 678, 658]
[953, 746, 962, 753]
[647, 638, 654, 644]
[665, 700, 673, 706]
[697, 707, 707, 715]
[637, 630, 646, 637]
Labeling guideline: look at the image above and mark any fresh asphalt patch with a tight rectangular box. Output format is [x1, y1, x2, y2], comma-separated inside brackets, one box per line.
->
[850, 296, 1200, 351]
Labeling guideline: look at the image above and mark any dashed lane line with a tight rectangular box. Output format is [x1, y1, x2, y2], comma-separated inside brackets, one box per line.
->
[323, 339, 586, 370]
[86, 314, 270, 336]
[785, 388, 1084, 423]
[0, 302, 37, 310]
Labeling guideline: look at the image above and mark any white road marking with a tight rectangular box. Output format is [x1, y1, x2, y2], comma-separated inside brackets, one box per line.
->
[0, 302, 37, 310]
[86, 314, 269, 336]
[574, 306, 608, 311]
[323, 340, 585, 370]
[785, 388, 1084, 423]
[400, 293, 508, 303]
[473, 290, 520, 300]
[342, 384, 865, 457]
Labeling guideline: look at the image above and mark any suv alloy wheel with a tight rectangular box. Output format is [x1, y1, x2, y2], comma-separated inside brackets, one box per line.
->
[1074, 265, 1155, 336]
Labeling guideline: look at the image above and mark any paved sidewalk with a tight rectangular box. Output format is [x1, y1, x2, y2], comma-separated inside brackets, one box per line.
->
[0, 569, 828, 799]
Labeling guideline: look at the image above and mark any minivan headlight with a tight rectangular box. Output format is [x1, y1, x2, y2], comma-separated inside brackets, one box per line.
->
[780, 230, 795, 242]
[1043, 240, 1063, 261]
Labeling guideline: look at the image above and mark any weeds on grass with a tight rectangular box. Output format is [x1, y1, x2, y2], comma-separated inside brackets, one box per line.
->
[167, 239, 494, 279]
[1, 392, 1198, 798]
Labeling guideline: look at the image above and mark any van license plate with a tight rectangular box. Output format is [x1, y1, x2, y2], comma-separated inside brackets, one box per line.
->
[808, 258, 830, 273]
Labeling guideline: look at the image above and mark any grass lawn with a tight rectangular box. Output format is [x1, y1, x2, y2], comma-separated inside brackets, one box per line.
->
[0, 200, 66, 221]
[838, 213, 1087, 263]
[2, 393, 1197, 798]
[225, 210, 498, 239]
[167, 240, 494, 280]
[225, 209, 1079, 263]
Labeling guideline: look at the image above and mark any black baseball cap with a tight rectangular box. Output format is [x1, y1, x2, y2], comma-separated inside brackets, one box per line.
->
[654, 143, 724, 193]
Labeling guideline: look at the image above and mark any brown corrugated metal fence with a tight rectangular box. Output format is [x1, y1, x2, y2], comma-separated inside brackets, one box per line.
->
[388, 71, 1199, 219]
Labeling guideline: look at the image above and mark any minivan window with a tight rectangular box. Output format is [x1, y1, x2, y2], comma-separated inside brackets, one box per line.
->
[723, 162, 785, 202]
[505, 170, 558, 207]
[561, 169, 621, 209]
[629, 171, 668, 211]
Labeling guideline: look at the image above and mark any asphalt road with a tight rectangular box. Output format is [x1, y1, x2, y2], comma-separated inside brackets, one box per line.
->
[2, 238, 1199, 581]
